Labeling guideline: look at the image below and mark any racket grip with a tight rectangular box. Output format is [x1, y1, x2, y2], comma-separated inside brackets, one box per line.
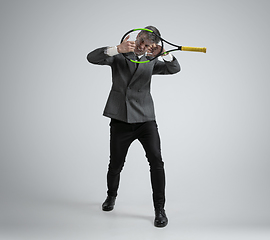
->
[181, 46, 207, 53]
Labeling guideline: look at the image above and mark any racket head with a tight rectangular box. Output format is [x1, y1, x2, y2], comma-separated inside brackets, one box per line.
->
[120, 28, 164, 64]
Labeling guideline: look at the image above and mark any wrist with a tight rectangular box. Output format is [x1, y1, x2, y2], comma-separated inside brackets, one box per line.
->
[162, 52, 173, 62]
[117, 45, 122, 53]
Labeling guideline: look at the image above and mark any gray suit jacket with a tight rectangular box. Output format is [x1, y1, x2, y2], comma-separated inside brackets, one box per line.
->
[87, 47, 180, 123]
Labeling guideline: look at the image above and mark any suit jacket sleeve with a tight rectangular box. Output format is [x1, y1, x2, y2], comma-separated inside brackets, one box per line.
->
[87, 47, 114, 66]
[152, 56, 181, 75]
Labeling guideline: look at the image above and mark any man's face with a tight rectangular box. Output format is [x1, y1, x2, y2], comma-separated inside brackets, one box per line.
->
[134, 33, 154, 56]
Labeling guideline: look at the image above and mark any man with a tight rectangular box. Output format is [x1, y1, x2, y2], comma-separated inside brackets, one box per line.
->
[87, 26, 180, 227]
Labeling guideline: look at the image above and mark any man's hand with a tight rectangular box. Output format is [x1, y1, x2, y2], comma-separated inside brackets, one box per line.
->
[117, 35, 136, 53]
[147, 44, 167, 57]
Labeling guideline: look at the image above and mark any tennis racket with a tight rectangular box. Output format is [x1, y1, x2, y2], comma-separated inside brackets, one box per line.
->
[120, 28, 207, 64]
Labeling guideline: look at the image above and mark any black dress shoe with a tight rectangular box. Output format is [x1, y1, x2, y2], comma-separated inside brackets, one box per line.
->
[154, 208, 168, 227]
[102, 196, 116, 211]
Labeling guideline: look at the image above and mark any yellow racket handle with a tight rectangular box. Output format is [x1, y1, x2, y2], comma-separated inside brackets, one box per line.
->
[181, 46, 207, 53]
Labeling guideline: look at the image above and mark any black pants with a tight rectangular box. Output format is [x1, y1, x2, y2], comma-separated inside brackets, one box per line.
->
[107, 118, 166, 209]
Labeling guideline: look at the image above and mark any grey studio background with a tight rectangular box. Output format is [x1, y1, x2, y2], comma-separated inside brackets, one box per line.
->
[0, 0, 270, 239]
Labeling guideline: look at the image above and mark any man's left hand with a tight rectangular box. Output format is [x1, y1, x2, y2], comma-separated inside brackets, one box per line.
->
[147, 44, 167, 57]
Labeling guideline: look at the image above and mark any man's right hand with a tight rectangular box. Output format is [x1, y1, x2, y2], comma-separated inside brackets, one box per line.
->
[117, 35, 136, 53]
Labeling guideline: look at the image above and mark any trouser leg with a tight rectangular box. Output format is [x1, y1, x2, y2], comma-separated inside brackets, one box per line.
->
[107, 120, 133, 197]
[138, 121, 166, 209]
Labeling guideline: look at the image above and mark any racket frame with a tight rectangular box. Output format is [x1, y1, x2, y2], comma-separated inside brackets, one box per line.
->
[120, 28, 164, 64]
[120, 28, 205, 64]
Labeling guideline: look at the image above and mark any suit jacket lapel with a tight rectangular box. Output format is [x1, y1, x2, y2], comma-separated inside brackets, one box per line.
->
[136, 55, 147, 71]
[125, 54, 150, 86]
[128, 55, 147, 84]
[125, 52, 137, 71]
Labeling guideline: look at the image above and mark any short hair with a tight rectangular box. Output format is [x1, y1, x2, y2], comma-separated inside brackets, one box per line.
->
[140, 25, 161, 44]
